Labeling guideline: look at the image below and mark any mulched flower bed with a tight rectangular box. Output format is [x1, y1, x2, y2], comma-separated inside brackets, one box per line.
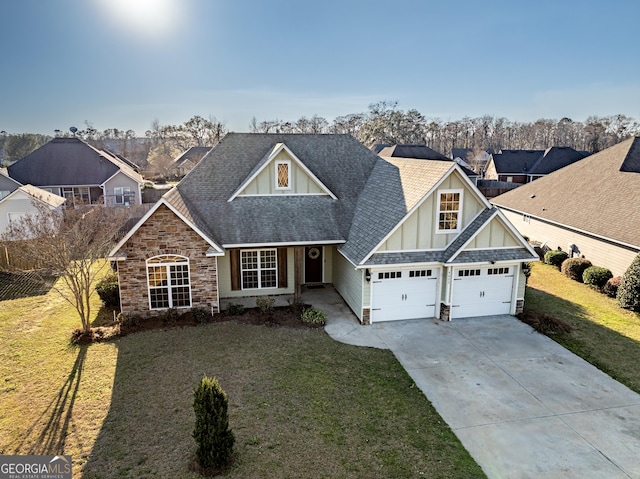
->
[72, 305, 322, 344]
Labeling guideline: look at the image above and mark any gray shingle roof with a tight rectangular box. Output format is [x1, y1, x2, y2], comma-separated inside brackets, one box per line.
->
[492, 137, 640, 249]
[490, 150, 544, 174]
[165, 133, 381, 246]
[173, 146, 213, 167]
[7, 137, 143, 186]
[527, 147, 590, 175]
[451, 248, 536, 264]
[375, 144, 450, 161]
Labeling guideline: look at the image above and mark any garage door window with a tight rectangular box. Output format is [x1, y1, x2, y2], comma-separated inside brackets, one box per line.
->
[378, 271, 402, 279]
[409, 270, 432, 277]
[488, 267, 510, 275]
[458, 269, 481, 277]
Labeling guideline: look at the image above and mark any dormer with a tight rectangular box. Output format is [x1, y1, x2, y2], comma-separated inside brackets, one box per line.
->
[229, 143, 337, 201]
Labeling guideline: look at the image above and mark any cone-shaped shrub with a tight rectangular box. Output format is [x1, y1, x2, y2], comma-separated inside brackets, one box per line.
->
[193, 376, 235, 469]
[617, 254, 640, 312]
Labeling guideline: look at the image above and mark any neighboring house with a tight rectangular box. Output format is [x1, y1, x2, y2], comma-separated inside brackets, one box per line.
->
[492, 137, 640, 277]
[109, 134, 537, 323]
[172, 146, 212, 177]
[0, 184, 65, 236]
[374, 144, 480, 184]
[0, 171, 22, 201]
[485, 147, 590, 184]
[7, 137, 144, 207]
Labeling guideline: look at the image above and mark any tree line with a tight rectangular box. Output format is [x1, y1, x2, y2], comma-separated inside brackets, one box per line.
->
[2, 103, 638, 168]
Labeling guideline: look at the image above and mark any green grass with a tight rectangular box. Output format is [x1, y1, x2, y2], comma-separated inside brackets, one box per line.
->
[0, 273, 484, 479]
[525, 262, 640, 392]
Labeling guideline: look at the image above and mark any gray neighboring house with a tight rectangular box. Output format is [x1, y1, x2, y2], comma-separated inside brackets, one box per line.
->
[109, 134, 537, 323]
[485, 147, 590, 184]
[492, 137, 640, 277]
[172, 146, 213, 177]
[7, 137, 144, 207]
[0, 181, 65, 237]
[0, 171, 21, 200]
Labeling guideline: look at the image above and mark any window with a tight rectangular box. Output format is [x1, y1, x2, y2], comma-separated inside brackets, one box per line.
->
[114, 186, 131, 205]
[275, 161, 291, 190]
[458, 269, 481, 277]
[241, 249, 277, 289]
[62, 187, 90, 206]
[506, 176, 514, 183]
[147, 255, 191, 309]
[437, 190, 462, 232]
[488, 267, 510, 275]
[409, 270, 432, 277]
[378, 271, 402, 280]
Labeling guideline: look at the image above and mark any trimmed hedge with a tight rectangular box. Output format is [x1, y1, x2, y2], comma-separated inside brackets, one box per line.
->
[617, 253, 640, 312]
[544, 250, 568, 268]
[603, 276, 622, 298]
[95, 272, 120, 307]
[561, 258, 592, 282]
[582, 266, 613, 289]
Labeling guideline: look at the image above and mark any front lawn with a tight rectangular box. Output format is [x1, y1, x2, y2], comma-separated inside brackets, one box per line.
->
[0, 274, 484, 479]
[525, 262, 640, 393]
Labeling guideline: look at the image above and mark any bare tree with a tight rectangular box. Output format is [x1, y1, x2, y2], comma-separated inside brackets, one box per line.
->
[1, 205, 127, 333]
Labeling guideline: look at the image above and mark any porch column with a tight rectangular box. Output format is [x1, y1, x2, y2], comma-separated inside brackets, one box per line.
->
[294, 246, 304, 298]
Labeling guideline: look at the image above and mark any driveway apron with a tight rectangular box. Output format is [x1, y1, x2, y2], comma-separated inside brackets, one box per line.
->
[316, 287, 640, 479]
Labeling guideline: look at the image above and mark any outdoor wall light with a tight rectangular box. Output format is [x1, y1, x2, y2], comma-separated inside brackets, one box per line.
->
[365, 269, 371, 282]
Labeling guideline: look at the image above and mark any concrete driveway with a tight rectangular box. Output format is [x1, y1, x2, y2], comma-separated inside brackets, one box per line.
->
[311, 287, 640, 479]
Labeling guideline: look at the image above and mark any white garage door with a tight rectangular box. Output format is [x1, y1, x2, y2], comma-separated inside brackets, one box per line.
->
[451, 266, 515, 319]
[371, 268, 438, 322]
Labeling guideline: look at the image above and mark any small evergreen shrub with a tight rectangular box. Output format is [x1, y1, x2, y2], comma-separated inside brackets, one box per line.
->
[301, 306, 327, 325]
[192, 307, 211, 324]
[287, 297, 306, 317]
[117, 313, 142, 328]
[160, 307, 179, 324]
[603, 276, 622, 298]
[582, 266, 613, 289]
[225, 303, 244, 316]
[617, 253, 640, 312]
[522, 262, 533, 282]
[256, 296, 275, 314]
[193, 376, 235, 470]
[544, 250, 568, 268]
[561, 257, 592, 282]
[96, 272, 120, 307]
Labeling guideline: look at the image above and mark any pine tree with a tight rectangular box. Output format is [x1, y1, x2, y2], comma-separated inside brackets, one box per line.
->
[193, 376, 235, 469]
[617, 253, 640, 312]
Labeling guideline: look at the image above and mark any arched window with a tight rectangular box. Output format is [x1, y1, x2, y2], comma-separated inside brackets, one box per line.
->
[146, 255, 191, 309]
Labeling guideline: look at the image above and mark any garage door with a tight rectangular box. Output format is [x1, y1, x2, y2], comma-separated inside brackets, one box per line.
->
[371, 268, 438, 322]
[451, 266, 515, 319]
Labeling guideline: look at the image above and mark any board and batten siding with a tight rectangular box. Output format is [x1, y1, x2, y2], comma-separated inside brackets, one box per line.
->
[218, 247, 296, 298]
[332, 251, 364, 321]
[239, 150, 324, 195]
[501, 209, 638, 277]
[378, 171, 485, 251]
[465, 217, 521, 248]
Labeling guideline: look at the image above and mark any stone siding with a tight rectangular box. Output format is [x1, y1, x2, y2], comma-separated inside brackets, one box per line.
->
[361, 308, 370, 325]
[116, 204, 218, 317]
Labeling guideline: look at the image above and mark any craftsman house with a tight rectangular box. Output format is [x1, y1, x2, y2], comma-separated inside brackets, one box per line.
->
[7, 137, 144, 207]
[493, 137, 640, 277]
[109, 134, 537, 323]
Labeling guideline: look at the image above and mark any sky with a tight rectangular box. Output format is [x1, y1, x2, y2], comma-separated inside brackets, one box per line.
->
[1, 0, 639, 135]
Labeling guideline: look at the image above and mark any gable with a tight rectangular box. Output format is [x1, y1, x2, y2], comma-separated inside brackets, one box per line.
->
[374, 168, 487, 253]
[463, 214, 521, 249]
[231, 143, 335, 199]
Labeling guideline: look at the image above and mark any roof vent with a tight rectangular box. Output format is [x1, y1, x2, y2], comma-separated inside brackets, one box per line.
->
[530, 194, 536, 199]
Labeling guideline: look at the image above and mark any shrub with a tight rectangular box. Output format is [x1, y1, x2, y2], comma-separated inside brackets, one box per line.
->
[225, 303, 244, 316]
[301, 306, 327, 325]
[192, 307, 211, 324]
[617, 253, 640, 312]
[603, 276, 622, 298]
[544, 250, 568, 268]
[287, 296, 307, 317]
[256, 296, 275, 314]
[582, 266, 613, 289]
[522, 262, 533, 282]
[561, 258, 592, 282]
[117, 312, 142, 328]
[160, 307, 179, 324]
[193, 376, 235, 470]
[95, 272, 120, 307]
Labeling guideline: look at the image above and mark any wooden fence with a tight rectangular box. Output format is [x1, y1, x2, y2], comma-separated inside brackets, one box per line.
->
[0, 242, 44, 271]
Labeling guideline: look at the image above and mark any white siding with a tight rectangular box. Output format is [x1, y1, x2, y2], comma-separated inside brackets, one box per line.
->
[332, 251, 363, 320]
[501, 209, 638, 277]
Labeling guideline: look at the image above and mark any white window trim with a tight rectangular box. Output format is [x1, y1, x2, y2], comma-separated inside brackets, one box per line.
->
[146, 255, 192, 310]
[114, 186, 131, 205]
[275, 160, 292, 190]
[240, 248, 278, 290]
[436, 189, 463, 234]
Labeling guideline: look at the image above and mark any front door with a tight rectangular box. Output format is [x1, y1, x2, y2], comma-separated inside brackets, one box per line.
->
[304, 246, 323, 283]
